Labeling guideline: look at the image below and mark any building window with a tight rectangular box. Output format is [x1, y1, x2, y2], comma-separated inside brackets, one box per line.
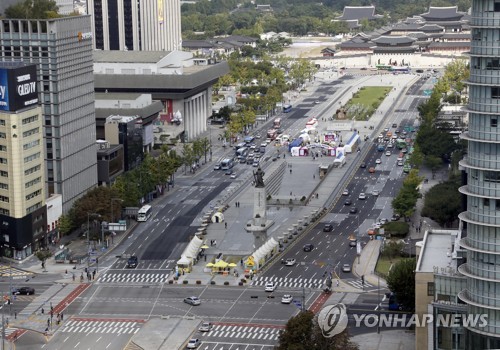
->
[0, 145, 6, 152]
[492, 118, 498, 128]
[0, 209, 10, 216]
[26, 202, 42, 214]
[23, 140, 40, 150]
[484, 198, 490, 208]
[0, 196, 9, 203]
[24, 165, 40, 176]
[25, 177, 41, 188]
[0, 183, 8, 190]
[26, 189, 42, 201]
[0, 132, 6, 139]
[22, 127, 39, 138]
[24, 152, 40, 163]
[495, 0, 500, 11]
[0, 171, 7, 177]
[471, 169, 479, 180]
[427, 282, 435, 296]
[492, 87, 500, 99]
[0, 120, 5, 126]
[22, 115, 38, 125]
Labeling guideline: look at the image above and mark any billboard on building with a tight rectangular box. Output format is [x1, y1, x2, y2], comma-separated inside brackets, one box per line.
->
[0, 64, 38, 112]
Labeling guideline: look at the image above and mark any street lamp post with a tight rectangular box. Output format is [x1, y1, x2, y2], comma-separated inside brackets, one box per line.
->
[110, 198, 123, 224]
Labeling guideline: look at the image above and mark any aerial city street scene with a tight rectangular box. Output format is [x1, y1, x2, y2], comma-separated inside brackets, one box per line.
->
[0, 0, 496, 349]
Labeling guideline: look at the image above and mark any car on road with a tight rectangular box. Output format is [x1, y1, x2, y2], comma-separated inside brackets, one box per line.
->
[230, 173, 237, 179]
[391, 214, 401, 221]
[344, 199, 352, 206]
[225, 169, 233, 175]
[285, 258, 296, 266]
[265, 282, 277, 292]
[342, 264, 352, 273]
[369, 167, 375, 173]
[213, 164, 221, 170]
[323, 224, 333, 232]
[187, 338, 200, 349]
[380, 218, 389, 224]
[384, 127, 389, 132]
[184, 296, 201, 306]
[349, 207, 358, 214]
[360, 162, 366, 168]
[342, 189, 349, 196]
[372, 190, 379, 196]
[358, 193, 366, 200]
[349, 240, 357, 247]
[392, 123, 398, 128]
[12, 287, 35, 295]
[239, 158, 246, 164]
[314, 100, 320, 104]
[387, 143, 393, 148]
[281, 294, 293, 304]
[253, 161, 259, 167]
[375, 159, 381, 164]
[303, 244, 314, 252]
[199, 322, 212, 332]
[127, 256, 138, 268]
[397, 160, 404, 166]
[385, 151, 391, 156]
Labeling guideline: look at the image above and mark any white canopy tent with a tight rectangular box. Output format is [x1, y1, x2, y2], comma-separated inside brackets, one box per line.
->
[250, 238, 279, 269]
[177, 235, 203, 266]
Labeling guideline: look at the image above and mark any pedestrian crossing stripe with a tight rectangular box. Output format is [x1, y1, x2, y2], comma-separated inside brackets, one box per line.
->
[0, 265, 32, 277]
[61, 320, 141, 334]
[347, 280, 374, 289]
[97, 273, 168, 283]
[201, 325, 282, 341]
[1, 327, 19, 338]
[251, 276, 323, 289]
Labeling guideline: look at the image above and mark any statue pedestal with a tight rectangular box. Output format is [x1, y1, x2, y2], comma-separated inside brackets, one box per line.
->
[245, 220, 274, 250]
[246, 186, 274, 249]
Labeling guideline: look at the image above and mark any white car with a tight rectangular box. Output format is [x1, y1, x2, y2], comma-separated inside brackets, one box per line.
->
[375, 159, 381, 164]
[199, 322, 212, 332]
[387, 143, 393, 148]
[397, 160, 404, 166]
[184, 296, 201, 306]
[265, 282, 276, 292]
[358, 193, 367, 200]
[372, 190, 379, 196]
[385, 151, 391, 156]
[342, 189, 349, 196]
[187, 338, 200, 349]
[285, 258, 296, 266]
[281, 294, 293, 304]
[230, 173, 237, 179]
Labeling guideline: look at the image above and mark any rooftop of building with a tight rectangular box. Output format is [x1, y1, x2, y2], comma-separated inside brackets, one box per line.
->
[93, 50, 172, 64]
[95, 92, 144, 100]
[416, 229, 460, 273]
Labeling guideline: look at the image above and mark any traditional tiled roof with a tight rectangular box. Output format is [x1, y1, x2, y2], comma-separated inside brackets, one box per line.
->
[418, 24, 445, 32]
[338, 40, 374, 48]
[321, 47, 336, 54]
[405, 16, 425, 24]
[391, 23, 424, 31]
[420, 6, 465, 21]
[428, 41, 470, 48]
[407, 32, 430, 40]
[182, 40, 215, 49]
[441, 32, 471, 39]
[373, 46, 417, 53]
[372, 36, 417, 45]
[352, 32, 372, 41]
[337, 6, 379, 21]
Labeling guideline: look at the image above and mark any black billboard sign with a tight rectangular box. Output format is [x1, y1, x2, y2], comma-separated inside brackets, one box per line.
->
[0, 64, 38, 112]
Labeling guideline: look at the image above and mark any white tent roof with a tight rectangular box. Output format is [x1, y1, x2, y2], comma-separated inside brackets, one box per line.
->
[177, 256, 191, 265]
[251, 238, 279, 262]
[211, 212, 224, 223]
[182, 235, 203, 259]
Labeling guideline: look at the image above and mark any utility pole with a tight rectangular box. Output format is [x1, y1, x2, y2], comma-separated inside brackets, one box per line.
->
[301, 287, 305, 312]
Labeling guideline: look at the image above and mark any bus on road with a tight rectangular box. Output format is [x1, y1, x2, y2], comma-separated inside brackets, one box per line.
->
[137, 205, 153, 222]
[220, 158, 234, 170]
[283, 104, 292, 113]
[267, 129, 278, 140]
[273, 118, 282, 129]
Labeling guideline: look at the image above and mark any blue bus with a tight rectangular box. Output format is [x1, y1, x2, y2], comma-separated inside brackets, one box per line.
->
[283, 104, 292, 113]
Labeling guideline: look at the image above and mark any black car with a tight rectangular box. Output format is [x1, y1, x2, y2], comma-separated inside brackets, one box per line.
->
[349, 207, 358, 214]
[127, 256, 138, 268]
[12, 287, 35, 295]
[344, 199, 352, 206]
[360, 162, 366, 168]
[323, 224, 333, 232]
[303, 244, 314, 252]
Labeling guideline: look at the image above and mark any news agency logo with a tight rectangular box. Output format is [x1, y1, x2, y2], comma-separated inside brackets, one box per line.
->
[318, 303, 488, 337]
[318, 303, 348, 337]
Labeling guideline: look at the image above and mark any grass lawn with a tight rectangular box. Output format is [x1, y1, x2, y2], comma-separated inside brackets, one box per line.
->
[344, 86, 392, 121]
[375, 255, 403, 278]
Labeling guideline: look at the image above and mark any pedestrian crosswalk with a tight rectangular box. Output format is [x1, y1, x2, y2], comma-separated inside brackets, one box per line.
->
[201, 324, 282, 342]
[346, 279, 374, 289]
[0, 265, 33, 278]
[251, 276, 323, 289]
[97, 272, 169, 284]
[60, 320, 141, 334]
[1, 327, 20, 339]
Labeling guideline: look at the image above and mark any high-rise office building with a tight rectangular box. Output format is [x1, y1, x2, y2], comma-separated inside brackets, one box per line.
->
[458, 0, 500, 346]
[0, 16, 98, 212]
[87, 0, 182, 51]
[0, 62, 47, 259]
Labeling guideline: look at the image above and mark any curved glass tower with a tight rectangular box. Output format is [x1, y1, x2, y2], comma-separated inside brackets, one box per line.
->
[458, 0, 500, 346]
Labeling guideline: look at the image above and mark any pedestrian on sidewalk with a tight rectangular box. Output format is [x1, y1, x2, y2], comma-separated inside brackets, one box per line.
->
[225, 222, 227, 229]
[336, 279, 339, 287]
[92, 270, 96, 279]
[61, 312, 64, 321]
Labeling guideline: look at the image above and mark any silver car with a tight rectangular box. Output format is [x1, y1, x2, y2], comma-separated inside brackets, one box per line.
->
[184, 296, 201, 306]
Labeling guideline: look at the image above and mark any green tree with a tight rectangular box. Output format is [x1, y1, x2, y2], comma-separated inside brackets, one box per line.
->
[392, 170, 422, 219]
[58, 214, 73, 237]
[386, 258, 416, 311]
[276, 310, 358, 350]
[425, 155, 443, 179]
[5, 0, 59, 19]
[381, 240, 404, 261]
[421, 177, 461, 227]
[36, 250, 53, 271]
